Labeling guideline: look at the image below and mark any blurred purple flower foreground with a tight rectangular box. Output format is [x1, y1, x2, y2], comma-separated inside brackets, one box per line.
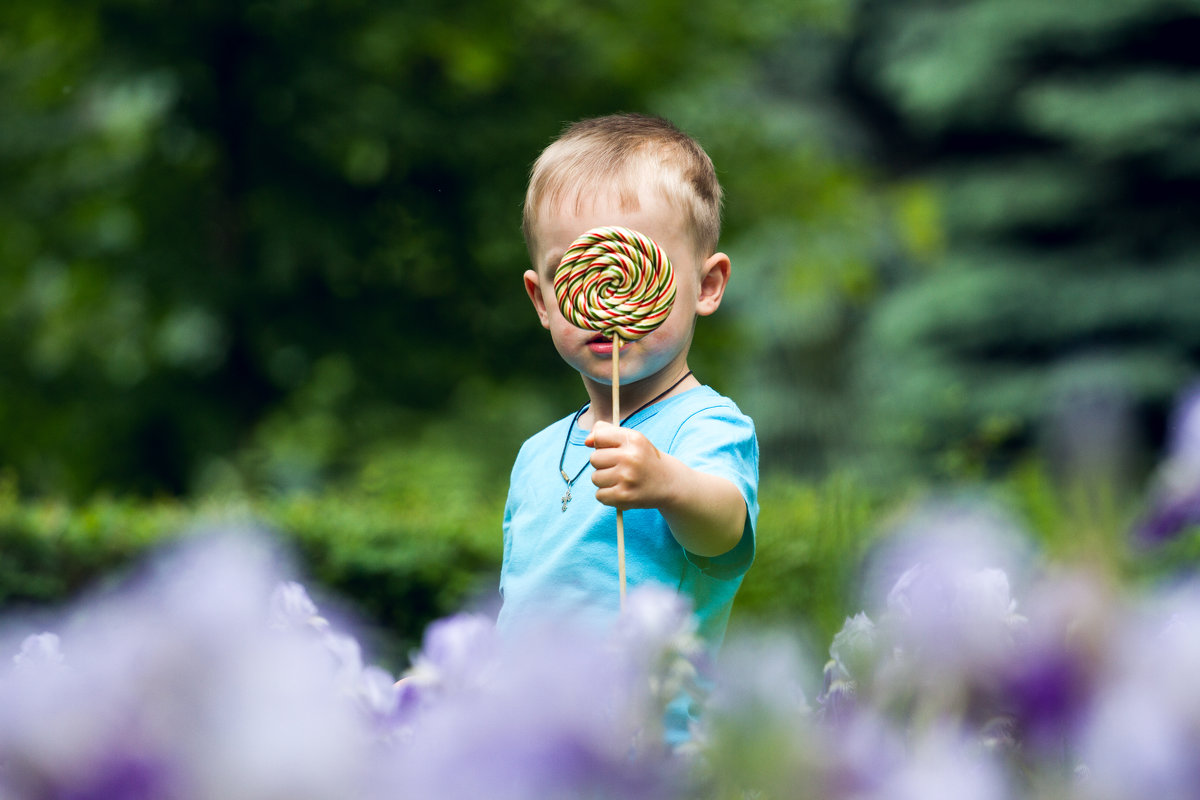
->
[775, 499, 1200, 800]
[0, 531, 699, 800]
[7, 493, 1200, 798]
[0, 533, 385, 800]
[1136, 384, 1200, 544]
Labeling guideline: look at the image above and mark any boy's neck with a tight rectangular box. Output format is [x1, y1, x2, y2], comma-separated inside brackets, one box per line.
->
[579, 367, 698, 429]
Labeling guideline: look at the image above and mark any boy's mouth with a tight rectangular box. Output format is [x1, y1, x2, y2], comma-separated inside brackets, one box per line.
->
[586, 334, 620, 355]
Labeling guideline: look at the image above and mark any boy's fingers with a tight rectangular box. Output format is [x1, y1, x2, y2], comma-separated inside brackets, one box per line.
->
[589, 447, 620, 472]
[584, 420, 625, 449]
[590, 467, 617, 488]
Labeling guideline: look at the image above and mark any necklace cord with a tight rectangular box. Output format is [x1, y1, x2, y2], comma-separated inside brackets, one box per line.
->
[557, 370, 694, 488]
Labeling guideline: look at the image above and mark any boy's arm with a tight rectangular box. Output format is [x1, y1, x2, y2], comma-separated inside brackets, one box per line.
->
[585, 420, 747, 558]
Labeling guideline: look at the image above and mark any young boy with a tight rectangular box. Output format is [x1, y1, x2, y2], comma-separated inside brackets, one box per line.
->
[497, 113, 758, 657]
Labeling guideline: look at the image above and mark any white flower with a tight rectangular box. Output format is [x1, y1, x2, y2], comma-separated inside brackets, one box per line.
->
[13, 632, 66, 671]
[828, 613, 879, 685]
[268, 580, 328, 633]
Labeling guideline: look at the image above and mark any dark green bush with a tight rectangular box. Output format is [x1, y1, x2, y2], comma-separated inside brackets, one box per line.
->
[4, 458, 1194, 674]
[0, 451, 506, 672]
[1, 464, 892, 669]
[732, 472, 889, 645]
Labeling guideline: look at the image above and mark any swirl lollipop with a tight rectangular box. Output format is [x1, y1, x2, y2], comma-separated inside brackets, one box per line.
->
[554, 226, 676, 342]
[554, 225, 677, 608]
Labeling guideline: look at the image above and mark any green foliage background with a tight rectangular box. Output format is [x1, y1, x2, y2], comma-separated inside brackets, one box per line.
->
[3, 0, 1200, 658]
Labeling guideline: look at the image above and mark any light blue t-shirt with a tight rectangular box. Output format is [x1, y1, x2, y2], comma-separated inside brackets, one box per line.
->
[497, 385, 758, 650]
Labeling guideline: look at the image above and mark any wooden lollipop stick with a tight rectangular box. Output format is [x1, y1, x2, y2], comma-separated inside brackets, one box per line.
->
[613, 331, 626, 610]
[554, 226, 676, 616]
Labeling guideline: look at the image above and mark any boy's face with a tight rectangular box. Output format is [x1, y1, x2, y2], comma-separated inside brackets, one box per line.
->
[524, 187, 729, 397]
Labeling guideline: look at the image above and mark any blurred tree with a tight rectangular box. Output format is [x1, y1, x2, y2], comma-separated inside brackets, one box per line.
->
[657, 22, 916, 479]
[845, 0, 1200, 481]
[0, 0, 853, 497]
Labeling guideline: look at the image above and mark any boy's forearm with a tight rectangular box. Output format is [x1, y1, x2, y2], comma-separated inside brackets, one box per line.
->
[656, 454, 748, 558]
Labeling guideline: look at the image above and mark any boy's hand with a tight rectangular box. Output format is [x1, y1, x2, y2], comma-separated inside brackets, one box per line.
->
[585, 419, 747, 558]
[585, 420, 668, 510]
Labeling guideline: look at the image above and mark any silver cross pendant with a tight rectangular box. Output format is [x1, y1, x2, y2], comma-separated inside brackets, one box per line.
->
[561, 486, 571, 512]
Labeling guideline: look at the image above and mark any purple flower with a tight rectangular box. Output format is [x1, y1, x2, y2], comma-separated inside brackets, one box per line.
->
[369, 613, 501, 743]
[819, 613, 878, 724]
[820, 710, 909, 799]
[0, 531, 387, 800]
[1079, 684, 1200, 800]
[819, 675, 860, 727]
[876, 724, 1009, 800]
[610, 586, 708, 734]
[53, 753, 173, 800]
[1135, 491, 1200, 545]
[884, 561, 1023, 672]
[856, 502, 1030, 718]
[998, 571, 1112, 757]
[1135, 384, 1200, 544]
[1076, 582, 1200, 799]
[1166, 385, 1200, 461]
[413, 612, 498, 679]
[399, 611, 501, 716]
[862, 501, 1032, 613]
[268, 581, 326, 632]
[385, 619, 685, 800]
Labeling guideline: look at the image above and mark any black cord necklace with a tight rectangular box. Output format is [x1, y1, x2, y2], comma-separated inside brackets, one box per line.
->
[557, 370, 694, 512]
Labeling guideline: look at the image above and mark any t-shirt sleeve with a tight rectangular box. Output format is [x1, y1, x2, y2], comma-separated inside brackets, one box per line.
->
[666, 403, 759, 580]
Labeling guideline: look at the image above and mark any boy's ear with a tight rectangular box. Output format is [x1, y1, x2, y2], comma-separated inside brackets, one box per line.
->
[524, 269, 551, 329]
[695, 252, 731, 317]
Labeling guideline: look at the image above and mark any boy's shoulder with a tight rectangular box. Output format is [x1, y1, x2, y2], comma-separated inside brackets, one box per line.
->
[514, 385, 753, 459]
[643, 385, 752, 429]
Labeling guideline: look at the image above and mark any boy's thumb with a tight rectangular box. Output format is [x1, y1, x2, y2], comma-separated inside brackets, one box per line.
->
[584, 419, 615, 448]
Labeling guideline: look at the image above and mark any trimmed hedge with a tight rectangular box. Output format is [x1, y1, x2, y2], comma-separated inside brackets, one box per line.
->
[0, 464, 891, 669]
[0, 457, 504, 672]
[3, 461, 1193, 672]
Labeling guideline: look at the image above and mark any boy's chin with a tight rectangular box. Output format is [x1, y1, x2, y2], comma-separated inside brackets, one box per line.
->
[571, 345, 674, 387]
[579, 365, 663, 389]
[578, 369, 615, 387]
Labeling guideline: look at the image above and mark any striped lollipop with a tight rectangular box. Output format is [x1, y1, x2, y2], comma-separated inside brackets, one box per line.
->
[554, 226, 676, 342]
[553, 225, 677, 611]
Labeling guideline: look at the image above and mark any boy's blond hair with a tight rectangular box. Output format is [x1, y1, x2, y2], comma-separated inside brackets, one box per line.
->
[522, 113, 723, 263]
